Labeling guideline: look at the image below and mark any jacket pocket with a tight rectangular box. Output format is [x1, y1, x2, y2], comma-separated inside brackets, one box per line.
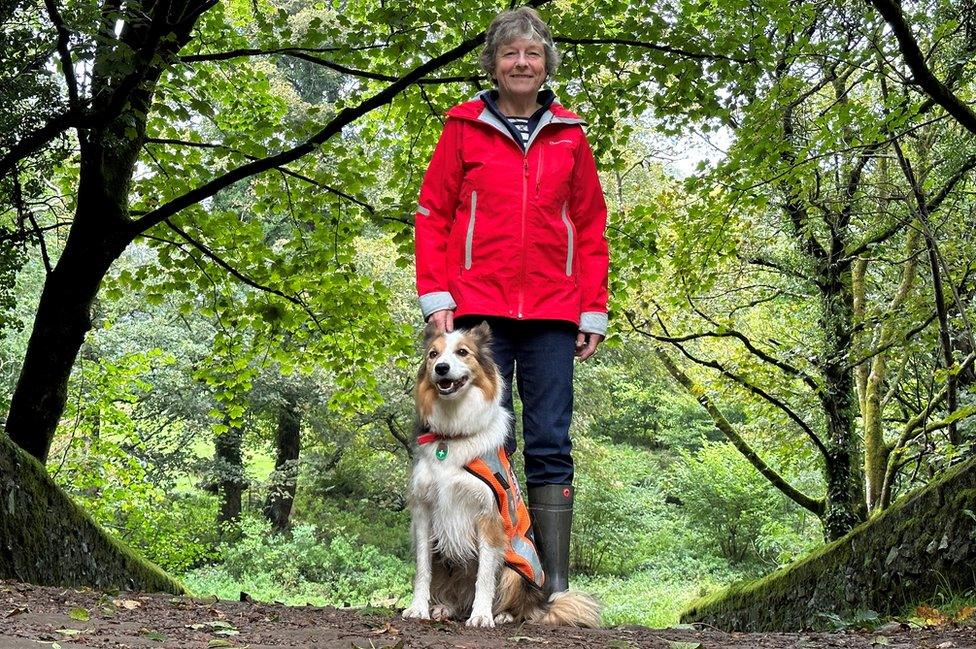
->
[464, 190, 477, 270]
[560, 202, 574, 277]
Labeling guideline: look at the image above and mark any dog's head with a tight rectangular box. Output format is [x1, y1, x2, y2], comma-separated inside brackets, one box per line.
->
[416, 321, 497, 404]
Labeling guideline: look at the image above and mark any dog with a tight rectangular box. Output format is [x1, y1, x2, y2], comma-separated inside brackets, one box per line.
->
[401, 321, 600, 628]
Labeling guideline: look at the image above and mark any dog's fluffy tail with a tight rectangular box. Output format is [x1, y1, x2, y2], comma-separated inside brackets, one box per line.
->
[530, 590, 601, 628]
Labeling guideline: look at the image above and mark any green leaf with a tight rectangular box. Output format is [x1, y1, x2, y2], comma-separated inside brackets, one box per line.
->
[68, 607, 90, 621]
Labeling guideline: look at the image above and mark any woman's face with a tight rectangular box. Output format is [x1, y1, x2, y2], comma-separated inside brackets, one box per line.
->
[493, 37, 546, 101]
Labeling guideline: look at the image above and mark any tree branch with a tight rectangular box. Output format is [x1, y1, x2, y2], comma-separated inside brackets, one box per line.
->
[553, 37, 756, 64]
[144, 137, 376, 215]
[181, 48, 479, 84]
[652, 325, 829, 458]
[43, 0, 79, 108]
[868, 0, 976, 136]
[653, 346, 825, 516]
[128, 0, 554, 236]
[160, 219, 326, 332]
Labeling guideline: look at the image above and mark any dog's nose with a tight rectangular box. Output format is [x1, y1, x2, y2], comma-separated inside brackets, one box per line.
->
[434, 362, 450, 376]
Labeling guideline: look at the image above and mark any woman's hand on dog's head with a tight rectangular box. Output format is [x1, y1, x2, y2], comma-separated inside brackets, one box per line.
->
[428, 309, 455, 334]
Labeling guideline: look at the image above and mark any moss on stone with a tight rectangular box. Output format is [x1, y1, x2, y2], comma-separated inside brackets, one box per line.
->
[680, 456, 976, 631]
[0, 434, 183, 593]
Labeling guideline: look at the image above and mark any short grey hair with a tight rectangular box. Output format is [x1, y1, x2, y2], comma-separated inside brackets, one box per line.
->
[479, 8, 561, 83]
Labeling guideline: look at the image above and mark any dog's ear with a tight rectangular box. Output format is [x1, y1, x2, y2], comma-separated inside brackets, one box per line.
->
[422, 319, 440, 348]
[470, 320, 492, 345]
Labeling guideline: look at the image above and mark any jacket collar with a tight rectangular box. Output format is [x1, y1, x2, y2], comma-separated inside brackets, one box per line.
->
[446, 90, 584, 152]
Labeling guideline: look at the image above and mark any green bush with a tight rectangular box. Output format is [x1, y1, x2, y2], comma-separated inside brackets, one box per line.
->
[184, 516, 411, 607]
[669, 441, 819, 567]
[571, 435, 660, 575]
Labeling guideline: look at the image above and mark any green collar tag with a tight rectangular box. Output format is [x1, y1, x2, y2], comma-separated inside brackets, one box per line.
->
[435, 441, 448, 461]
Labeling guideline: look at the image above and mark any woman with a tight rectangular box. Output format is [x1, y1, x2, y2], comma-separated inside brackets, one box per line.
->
[414, 7, 609, 595]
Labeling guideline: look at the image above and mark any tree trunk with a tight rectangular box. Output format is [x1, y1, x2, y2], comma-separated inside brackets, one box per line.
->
[4, 206, 130, 461]
[263, 393, 301, 532]
[3, 0, 208, 462]
[818, 265, 863, 539]
[215, 420, 246, 525]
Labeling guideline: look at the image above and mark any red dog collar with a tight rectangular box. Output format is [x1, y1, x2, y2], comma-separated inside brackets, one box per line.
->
[417, 432, 443, 445]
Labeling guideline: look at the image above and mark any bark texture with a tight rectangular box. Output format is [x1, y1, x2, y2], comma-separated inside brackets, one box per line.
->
[263, 393, 301, 532]
[680, 456, 976, 631]
[0, 434, 182, 592]
[215, 423, 246, 524]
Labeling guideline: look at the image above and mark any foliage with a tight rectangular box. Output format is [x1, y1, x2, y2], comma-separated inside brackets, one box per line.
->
[184, 517, 411, 607]
[670, 441, 820, 566]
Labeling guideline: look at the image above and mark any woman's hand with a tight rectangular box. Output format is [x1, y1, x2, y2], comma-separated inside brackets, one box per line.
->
[575, 332, 603, 361]
[429, 309, 455, 333]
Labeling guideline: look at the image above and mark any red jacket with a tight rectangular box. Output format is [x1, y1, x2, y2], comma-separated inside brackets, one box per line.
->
[414, 93, 609, 335]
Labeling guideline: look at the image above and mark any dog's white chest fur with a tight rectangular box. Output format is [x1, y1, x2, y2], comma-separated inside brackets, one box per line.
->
[411, 454, 495, 562]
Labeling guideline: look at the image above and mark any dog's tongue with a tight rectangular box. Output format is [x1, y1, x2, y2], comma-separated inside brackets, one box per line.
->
[437, 379, 455, 390]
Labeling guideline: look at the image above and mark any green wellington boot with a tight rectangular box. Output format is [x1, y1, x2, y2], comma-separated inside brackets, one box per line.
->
[527, 484, 574, 595]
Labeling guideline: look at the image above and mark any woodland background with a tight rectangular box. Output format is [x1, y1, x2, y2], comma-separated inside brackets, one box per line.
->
[1, 0, 975, 627]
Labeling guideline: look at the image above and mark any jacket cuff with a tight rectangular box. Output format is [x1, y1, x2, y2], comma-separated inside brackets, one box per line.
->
[579, 312, 608, 336]
[419, 291, 457, 319]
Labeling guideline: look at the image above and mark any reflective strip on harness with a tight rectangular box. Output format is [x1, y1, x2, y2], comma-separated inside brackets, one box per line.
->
[464, 449, 545, 588]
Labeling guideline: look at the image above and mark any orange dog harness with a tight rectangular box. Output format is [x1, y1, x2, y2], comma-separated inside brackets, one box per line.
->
[464, 449, 545, 588]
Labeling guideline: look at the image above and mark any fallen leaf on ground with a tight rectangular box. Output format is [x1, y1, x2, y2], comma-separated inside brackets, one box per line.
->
[916, 605, 952, 626]
[67, 607, 89, 621]
[5, 605, 29, 617]
[112, 599, 142, 610]
[370, 622, 401, 635]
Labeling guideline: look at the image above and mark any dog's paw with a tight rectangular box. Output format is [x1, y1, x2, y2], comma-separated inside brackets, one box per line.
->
[430, 604, 454, 621]
[493, 611, 515, 625]
[465, 612, 495, 628]
[402, 604, 431, 620]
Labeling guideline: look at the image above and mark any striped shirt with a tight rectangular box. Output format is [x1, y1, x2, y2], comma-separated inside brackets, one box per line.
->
[506, 116, 531, 147]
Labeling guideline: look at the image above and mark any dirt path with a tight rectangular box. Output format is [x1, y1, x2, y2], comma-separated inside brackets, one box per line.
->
[2, 580, 975, 648]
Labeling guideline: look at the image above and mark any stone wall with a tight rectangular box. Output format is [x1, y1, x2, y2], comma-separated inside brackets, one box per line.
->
[0, 434, 183, 593]
[680, 456, 976, 630]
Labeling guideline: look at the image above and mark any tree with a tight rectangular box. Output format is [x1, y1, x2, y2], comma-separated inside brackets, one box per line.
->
[622, 0, 976, 538]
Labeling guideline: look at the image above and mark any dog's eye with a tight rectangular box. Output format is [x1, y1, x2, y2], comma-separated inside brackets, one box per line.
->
[428, 349, 438, 359]
[456, 348, 469, 357]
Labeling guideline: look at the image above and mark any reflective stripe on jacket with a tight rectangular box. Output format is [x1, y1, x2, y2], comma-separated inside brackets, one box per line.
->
[415, 92, 609, 336]
[464, 447, 545, 588]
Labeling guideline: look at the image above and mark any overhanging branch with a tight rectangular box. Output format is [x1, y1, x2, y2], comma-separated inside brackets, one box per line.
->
[868, 0, 976, 136]
[129, 0, 554, 237]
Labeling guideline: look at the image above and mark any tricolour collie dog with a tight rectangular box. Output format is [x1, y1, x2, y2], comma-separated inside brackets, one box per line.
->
[402, 321, 600, 628]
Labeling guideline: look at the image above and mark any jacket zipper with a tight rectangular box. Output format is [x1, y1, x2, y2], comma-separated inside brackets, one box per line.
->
[518, 154, 528, 319]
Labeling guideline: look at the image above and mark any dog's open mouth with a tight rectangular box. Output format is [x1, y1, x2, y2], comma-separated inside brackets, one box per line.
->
[436, 376, 469, 395]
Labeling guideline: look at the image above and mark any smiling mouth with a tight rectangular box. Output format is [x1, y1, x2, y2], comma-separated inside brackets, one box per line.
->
[436, 376, 469, 395]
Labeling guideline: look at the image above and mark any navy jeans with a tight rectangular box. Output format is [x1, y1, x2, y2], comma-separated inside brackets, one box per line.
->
[455, 316, 576, 487]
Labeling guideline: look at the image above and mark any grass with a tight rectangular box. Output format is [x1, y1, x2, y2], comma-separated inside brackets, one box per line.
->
[575, 570, 714, 627]
[173, 438, 277, 493]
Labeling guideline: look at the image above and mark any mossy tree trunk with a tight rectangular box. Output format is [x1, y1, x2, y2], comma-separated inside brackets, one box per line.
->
[263, 392, 301, 533]
[0, 434, 181, 592]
